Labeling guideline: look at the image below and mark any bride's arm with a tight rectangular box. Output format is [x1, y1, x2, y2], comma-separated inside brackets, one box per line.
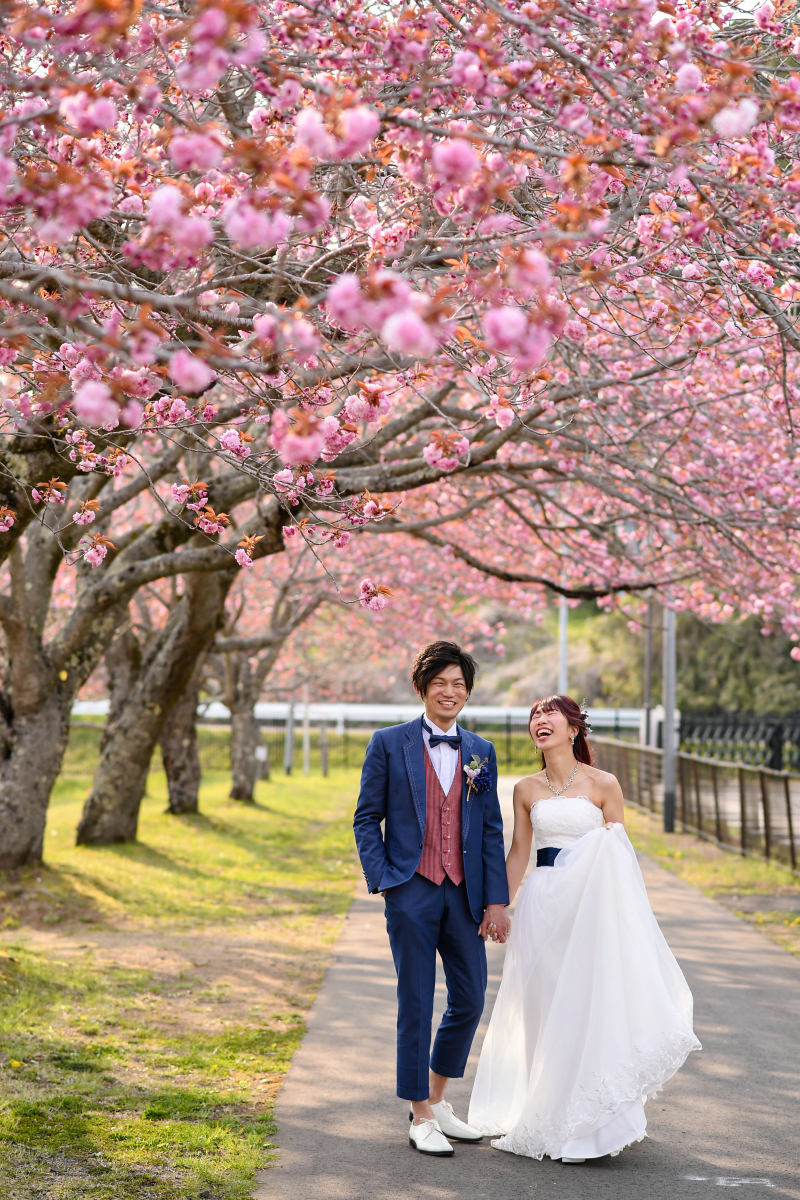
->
[599, 774, 625, 827]
[505, 780, 534, 902]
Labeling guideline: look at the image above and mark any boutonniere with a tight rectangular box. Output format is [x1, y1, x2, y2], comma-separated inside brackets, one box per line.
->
[464, 754, 491, 801]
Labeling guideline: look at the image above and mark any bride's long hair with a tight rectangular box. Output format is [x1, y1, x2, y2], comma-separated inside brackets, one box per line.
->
[529, 695, 594, 767]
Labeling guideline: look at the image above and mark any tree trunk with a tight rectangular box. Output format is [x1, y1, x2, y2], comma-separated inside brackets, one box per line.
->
[104, 626, 143, 723]
[160, 661, 203, 814]
[229, 703, 262, 801]
[0, 687, 74, 868]
[0, 585, 130, 868]
[76, 571, 234, 845]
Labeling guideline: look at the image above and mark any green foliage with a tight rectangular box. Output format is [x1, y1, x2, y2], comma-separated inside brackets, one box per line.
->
[676, 614, 800, 714]
[0, 771, 361, 1200]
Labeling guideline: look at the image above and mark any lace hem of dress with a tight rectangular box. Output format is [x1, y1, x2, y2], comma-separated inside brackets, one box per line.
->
[477, 1029, 700, 1159]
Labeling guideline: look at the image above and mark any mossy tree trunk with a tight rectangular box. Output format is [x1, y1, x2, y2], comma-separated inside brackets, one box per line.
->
[76, 570, 235, 844]
[160, 659, 204, 814]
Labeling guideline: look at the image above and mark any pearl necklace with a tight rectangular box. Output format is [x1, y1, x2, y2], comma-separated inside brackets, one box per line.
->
[542, 762, 578, 797]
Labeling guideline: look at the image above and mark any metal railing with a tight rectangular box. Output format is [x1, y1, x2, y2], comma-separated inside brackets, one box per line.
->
[680, 713, 800, 772]
[593, 735, 800, 872]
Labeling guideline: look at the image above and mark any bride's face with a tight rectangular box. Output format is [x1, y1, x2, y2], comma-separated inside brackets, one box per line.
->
[530, 707, 576, 751]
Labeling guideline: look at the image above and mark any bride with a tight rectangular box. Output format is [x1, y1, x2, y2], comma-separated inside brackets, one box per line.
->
[468, 695, 700, 1163]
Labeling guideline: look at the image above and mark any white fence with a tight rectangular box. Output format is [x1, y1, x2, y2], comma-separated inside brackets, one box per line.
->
[72, 699, 642, 735]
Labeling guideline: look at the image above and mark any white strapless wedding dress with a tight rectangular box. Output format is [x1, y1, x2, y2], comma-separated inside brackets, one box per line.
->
[468, 796, 700, 1161]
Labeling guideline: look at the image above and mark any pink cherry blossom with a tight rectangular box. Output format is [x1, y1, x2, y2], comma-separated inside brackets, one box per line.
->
[169, 350, 216, 394]
[337, 105, 380, 157]
[147, 185, 185, 230]
[235, 548, 254, 568]
[83, 542, 108, 567]
[72, 381, 118, 427]
[272, 409, 327, 465]
[483, 306, 528, 354]
[359, 577, 390, 611]
[325, 274, 369, 330]
[118, 194, 143, 215]
[754, 1, 778, 31]
[167, 398, 192, 422]
[320, 416, 357, 462]
[423, 434, 469, 473]
[59, 91, 118, 134]
[487, 397, 515, 429]
[381, 310, 437, 359]
[506, 249, 552, 299]
[169, 133, 223, 172]
[287, 318, 320, 366]
[344, 383, 392, 423]
[294, 107, 336, 158]
[712, 99, 760, 139]
[431, 139, 478, 185]
[223, 199, 291, 249]
[675, 63, 702, 93]
[449, 50, 485, 91]
[219, 428, 251, 460]
[253, 313, 280, 348]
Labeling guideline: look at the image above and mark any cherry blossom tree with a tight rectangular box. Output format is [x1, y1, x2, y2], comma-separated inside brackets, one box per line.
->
[1, 0, 800, 860]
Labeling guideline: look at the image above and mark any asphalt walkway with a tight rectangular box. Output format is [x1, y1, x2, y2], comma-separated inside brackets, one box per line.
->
[254, 781, 800, 1200]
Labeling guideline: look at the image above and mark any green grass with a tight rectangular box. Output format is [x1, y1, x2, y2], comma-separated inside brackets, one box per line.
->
[625, 803, 800, 960]
[0, 770, 362, 1200]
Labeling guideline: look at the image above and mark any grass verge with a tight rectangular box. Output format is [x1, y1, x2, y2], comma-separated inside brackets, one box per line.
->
[0, 769, 361, 1200]
[625, 803, 800, 961]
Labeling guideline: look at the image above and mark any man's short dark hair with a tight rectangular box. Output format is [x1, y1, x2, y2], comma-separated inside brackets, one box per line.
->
[411, 641, 478, 696]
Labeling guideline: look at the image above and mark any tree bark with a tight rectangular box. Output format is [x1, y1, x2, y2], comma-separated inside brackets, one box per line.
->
[229, 702, 262, 801]
[160, 660, 204, 814]
[0, 595, 129, 867]
[0, 685, 74, 868]
[76, 570, 235, 844]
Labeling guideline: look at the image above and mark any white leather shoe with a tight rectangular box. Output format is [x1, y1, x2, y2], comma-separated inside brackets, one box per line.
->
[561, 1157, 586, 1163]
[408, 1118, 454, 1156]
[428, 1100, 483, 1143]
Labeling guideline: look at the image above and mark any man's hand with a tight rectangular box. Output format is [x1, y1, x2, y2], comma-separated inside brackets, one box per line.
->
[479, 903, 511, 943]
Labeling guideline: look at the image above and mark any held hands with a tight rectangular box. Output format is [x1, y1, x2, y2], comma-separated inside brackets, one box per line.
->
[479, 903, 511, 944]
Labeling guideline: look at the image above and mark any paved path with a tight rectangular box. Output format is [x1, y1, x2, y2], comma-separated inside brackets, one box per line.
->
[254, 782, 800, 1200]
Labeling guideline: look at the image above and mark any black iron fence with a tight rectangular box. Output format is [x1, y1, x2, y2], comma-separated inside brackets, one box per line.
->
[680, 713, 800, 772]
[593, 735, 800, 872]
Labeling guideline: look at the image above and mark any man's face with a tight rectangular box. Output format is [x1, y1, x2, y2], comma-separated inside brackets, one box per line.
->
[417, 663, 469, 728]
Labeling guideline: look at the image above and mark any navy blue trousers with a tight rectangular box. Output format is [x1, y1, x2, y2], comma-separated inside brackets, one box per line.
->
[384, 873, 487, 1101]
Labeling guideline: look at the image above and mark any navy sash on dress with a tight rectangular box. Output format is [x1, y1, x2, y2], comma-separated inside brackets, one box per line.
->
[536, 846, 561, 867]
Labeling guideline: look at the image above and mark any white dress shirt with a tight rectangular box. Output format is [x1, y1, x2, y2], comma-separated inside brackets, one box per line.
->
[422, 718, 460, 793]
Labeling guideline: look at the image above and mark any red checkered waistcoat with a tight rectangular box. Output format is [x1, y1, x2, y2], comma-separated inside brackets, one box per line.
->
[416, 746, 464, 886]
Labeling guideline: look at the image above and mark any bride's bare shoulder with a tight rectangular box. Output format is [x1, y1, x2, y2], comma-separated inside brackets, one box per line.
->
[581, 763, 623, 795]
[513, 773, 547, 804]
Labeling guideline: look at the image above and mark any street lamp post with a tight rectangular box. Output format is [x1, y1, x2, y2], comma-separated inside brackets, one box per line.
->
[662, 607, 676, 833]
[643, 594, 654, 746]
[558, 599, 568, 695]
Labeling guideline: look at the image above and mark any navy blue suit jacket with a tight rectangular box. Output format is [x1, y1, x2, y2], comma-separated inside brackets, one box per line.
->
[353, 717, 509, 923]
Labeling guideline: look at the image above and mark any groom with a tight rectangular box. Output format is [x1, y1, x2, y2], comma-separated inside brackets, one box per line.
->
[354, 641, 510, 1157]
